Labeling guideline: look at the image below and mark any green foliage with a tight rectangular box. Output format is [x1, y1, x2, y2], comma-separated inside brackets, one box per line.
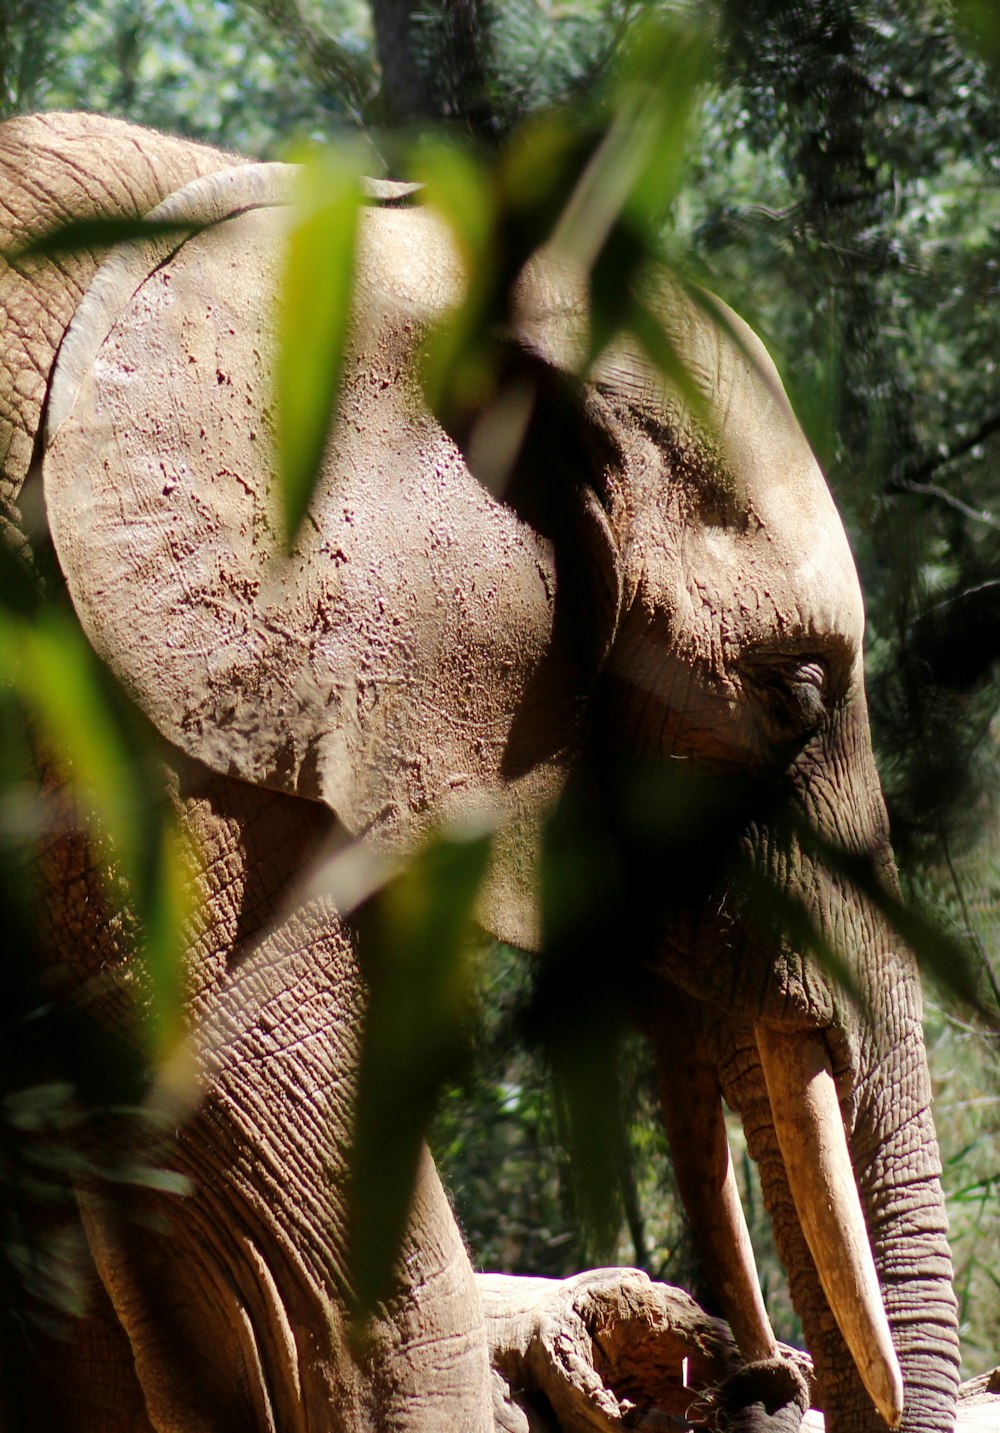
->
[430, 942, 686, 1280]
[0, 0, 80, 118]
[926, 998, 1000, 1373]
[348, 821, 492, 1313]
[275, 147, 364, 542]
[10, 0, 373, 153]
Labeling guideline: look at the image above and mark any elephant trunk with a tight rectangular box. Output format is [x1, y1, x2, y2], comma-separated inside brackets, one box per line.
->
[611, 648, 961, 1429]
[833, 956, 961, 1432]
[759, 706, 961, 1431]
[720, 1001, 959, 1433]
[693, 746, 961, 1428]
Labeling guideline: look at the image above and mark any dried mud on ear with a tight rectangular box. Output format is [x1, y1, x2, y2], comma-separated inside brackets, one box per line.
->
[42, 178, 590, 951]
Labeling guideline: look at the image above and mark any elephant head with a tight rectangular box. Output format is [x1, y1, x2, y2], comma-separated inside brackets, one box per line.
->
[11, 121, 959, 1433]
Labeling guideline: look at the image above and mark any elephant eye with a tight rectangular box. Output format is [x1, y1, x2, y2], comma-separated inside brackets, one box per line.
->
[778, 660, 827, 730]
[741, 653, 829, 744]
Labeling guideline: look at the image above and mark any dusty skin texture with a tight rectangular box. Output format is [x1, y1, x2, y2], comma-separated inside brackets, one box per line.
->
[0, 111, 244, 508]
[0, 112, 971, 1430]
[45, 176, 574, 952]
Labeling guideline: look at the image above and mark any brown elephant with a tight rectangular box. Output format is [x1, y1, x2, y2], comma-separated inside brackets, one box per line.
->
[0, 110, 960, 1432]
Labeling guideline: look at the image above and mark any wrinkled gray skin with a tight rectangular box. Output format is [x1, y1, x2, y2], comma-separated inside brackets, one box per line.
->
[0, 111, 960, 1432]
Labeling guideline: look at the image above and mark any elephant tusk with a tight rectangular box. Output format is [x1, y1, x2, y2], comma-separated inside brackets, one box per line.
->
[755, 1024, 904, 1430]
[653, 1021, 777, 1362]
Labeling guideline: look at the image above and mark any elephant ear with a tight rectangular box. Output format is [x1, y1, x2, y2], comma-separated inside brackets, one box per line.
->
[43, 164, 617, 948]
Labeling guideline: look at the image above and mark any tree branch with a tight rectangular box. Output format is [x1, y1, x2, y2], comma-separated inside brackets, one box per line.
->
[478, 1269, 1000, 1430]
[894, 408, 1000, 486]
[888, 408, 1000, 529]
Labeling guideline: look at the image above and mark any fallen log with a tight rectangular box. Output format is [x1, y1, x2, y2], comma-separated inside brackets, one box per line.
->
[478, 1269, 1000, 1432]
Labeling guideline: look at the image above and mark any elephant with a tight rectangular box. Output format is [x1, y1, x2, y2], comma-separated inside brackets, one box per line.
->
[0, 109, 961, 1432]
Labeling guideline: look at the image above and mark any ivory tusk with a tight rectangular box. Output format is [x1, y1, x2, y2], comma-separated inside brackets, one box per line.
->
[755, 1023, 904, 1429]
[654, 1019, 777, 1363]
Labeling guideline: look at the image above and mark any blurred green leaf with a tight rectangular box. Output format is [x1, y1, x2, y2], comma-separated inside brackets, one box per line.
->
[275, 145, 363, 546]
[746, 877, 863, 1009]
[952, 0, 1000, 73]
[348, 819, 493, 1317]
[548, 1012, 629, 1261]
[0, 610, 139, 857]
[103, 1163, 190, 1196]
[412, 137, 496, 277]
[414, 12, 715, 466]
[0, 604, 192, 1064]
[793, 818, 991, 1020]
[2, 1083, 77, 1133]
[15, 214, 196, 262]
[499, 109, 589, 221]
[140, 819, 197, 1063]
[549, 11, 713, 280]
[410, 139, 501, 423]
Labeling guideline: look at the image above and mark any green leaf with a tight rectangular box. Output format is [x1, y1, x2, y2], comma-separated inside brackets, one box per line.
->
[499, 110, 589, 221]
[548, 1011, 629, 1262]
[612, 12, 716, 237]
[14, 215, 196, 262]
[548, 11, 714, 276]
[409, 139, 499, 422]
[140, 819, 198, 1064]
[0, 605, 192, 1067]
[792, 818, 990, 1019]
[534, 777, 636, 1259]
[275, 146, 363, 547]
[953, 0, 1000, 73]
[0, 609, 139, 858]
[348, 818, 493, 1318]
[411, 138, 495, 277]
[746, 877, 863, 1009]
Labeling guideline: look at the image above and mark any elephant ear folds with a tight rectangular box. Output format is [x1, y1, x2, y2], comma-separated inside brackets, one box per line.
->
[42, 164, 597, 949]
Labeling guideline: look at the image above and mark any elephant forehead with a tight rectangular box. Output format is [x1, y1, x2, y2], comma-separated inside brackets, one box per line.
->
[672, 451, 864, 658]
[599, 288, 864, 658]
[506, 251, 863, 655]
[710, 310, 864, 650]
[44, 196, 580, 937]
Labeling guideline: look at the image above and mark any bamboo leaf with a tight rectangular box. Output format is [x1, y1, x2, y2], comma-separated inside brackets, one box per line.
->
[409, 139, 498, 421]
[0, 606, 192, 1066]
[275, 147, 362, 546]
[348, 818, 493, 1318]
[549, 11, 713, 277]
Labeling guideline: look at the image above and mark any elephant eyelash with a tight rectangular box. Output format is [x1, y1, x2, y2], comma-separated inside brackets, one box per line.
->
[741, 654, 831, 740]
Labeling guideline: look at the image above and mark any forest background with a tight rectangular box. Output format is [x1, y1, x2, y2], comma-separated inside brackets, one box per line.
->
[1, 0, 998, 1383]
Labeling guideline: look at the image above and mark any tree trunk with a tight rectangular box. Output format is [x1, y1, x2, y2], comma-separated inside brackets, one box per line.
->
[370, 0, 497, 140]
